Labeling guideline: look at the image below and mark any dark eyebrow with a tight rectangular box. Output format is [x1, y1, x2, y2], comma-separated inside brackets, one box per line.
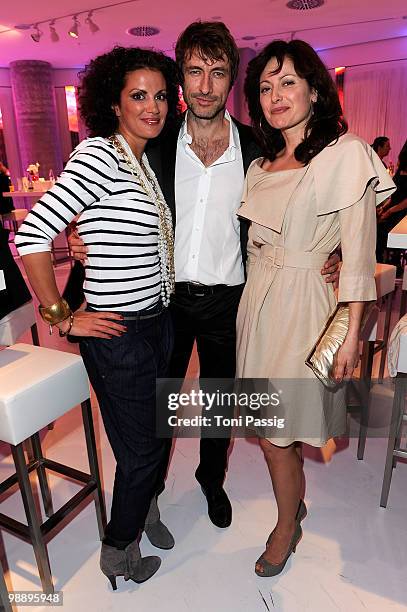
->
[261, 71, 296, 80]
[186, 64, 228, 72]
[129, 88, 167, 94]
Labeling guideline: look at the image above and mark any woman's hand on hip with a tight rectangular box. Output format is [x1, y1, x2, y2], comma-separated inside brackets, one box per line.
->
[332, 336, 359, 383]
[58, 310, 127, 339]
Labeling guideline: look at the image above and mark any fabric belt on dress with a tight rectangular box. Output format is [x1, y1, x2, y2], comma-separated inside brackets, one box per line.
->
[256, 244, 329, 270]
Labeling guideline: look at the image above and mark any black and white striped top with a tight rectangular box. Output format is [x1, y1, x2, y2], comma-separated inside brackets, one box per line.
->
[15, 137, 161, 311]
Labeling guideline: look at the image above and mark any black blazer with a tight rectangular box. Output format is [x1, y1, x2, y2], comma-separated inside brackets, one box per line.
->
[146, 115, 261, 266]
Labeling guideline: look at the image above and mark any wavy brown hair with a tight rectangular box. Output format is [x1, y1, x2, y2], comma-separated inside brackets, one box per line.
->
[78, 46, 181, 138]
[244, 39, 347, 164]
[175, 21, 240, 88]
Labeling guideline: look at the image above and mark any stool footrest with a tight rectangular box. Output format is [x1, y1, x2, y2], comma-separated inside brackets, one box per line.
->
[0, 459, 40, 496]
[41, 482, 96, 538]
[43, 458, 93, 485]
[0, 512, 30, 541]
[0, 457, 97, 541]
[393, 449, 407, 459]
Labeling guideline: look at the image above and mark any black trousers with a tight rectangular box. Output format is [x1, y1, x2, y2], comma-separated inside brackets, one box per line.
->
[80, 304, 173, 547]
[160, 282, 244, 490]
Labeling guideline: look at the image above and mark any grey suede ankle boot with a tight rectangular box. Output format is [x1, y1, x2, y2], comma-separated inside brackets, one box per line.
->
[100, 539, 161, 590]
[144, 495, 175, 550]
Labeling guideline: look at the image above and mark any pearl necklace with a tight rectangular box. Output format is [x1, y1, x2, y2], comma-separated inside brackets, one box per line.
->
[108, 134, 175, 307]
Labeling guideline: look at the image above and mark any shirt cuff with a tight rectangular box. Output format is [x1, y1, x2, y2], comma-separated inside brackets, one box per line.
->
[338, 275, 377, 302]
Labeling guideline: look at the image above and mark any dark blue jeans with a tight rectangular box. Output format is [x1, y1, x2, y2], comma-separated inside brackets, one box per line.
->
[79, 303, 173, 547]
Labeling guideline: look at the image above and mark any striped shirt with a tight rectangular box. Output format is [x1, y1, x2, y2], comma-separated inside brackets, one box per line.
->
[15, 137, 161, 311]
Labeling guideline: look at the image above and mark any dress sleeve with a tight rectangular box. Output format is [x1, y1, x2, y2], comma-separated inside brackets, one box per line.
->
[312, 134, 396, 215]
[337, 183, 377, 302]
[15, 139, 118, 255]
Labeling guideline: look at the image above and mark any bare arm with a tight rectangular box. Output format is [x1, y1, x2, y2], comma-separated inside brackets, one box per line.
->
[21, 252, 126, 338]
[379, 197, 407, 220]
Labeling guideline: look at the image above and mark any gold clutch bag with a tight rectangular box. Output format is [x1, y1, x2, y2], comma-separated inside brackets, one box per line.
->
[305, 303, 376, 388]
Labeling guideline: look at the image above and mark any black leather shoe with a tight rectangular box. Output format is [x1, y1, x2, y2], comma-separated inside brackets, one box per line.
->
[200, 485, 232, 528]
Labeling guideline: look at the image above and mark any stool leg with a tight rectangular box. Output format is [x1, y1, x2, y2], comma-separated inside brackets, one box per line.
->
[357, 340, 375, 460]
[392, 428, 403, 469]
[378, 292, 394, 383]
[0, 566, 12, 612]
[30, 434, 54, 518]
[81, 400, 107, 539]
[11, 444, 54, 594]
[380, 375, 407, 507]
[29, 324, 54, 431]
[400, 290, 407, 319]
[30, 323, 40, 347]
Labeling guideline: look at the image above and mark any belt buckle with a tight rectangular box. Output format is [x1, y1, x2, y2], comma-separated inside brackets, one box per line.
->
[273, 246, 284, 269]
[187, 282, 205, 297]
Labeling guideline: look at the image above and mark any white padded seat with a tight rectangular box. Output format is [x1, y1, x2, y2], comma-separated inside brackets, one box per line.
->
[375, 263, 396, 298]
[0, 343, 89, 445]
[0, 301, 36, 346]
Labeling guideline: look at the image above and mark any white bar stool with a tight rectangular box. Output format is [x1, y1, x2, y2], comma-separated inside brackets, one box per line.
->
[397, 265, 407, 319]
[375, 263, 397, 382]
[0, 301, 39, 348]
[0, 344, 106, 593]
[351, 263, 396, 460]
[380, 333, 407, 507]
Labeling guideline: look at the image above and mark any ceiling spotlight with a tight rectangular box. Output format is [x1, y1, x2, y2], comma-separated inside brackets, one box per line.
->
[68, 15, 80, 38]
[30, 24, 43, 43]
[85, 11, 99, 34]
[49, 20, 59, 42]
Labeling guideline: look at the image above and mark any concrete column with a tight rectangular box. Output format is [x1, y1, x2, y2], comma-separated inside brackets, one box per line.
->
[233, 48, 256, 125]
[10, 60, 63, 178]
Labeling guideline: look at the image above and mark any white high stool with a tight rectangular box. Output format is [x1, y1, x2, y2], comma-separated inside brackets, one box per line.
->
[397, 265, 407, 319]
[350, 263, 396, 460]
[0, 344, 106, 593]
[380, 333, 407, 507]
[0, 301, 39, 348]
[375, 263, 397, 382]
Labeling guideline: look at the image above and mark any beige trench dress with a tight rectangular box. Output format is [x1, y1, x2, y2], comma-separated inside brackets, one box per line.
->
[236, 134, 396, 447]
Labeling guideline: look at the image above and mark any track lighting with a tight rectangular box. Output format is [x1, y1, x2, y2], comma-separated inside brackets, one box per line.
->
[20, 1, 145, 45]
[30, 24, 42, 43]
[85, 12, 100, 34]
[49, 21, 59, 42]
[68, 15, 80, 39]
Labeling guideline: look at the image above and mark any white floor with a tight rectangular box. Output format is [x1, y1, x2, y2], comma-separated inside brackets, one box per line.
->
[1, 261, 407, 612]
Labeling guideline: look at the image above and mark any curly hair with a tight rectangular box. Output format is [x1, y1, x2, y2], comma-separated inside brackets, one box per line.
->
[244, 39, 348, 164]
[175, 21, 240, 88]
[78, 46, 181, 137]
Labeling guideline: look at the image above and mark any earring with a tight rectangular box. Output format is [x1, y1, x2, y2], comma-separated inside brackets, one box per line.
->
[260, 117, 266, 133]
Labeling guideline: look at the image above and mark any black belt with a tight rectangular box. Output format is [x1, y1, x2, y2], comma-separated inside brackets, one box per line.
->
[175, 282, 227, 297]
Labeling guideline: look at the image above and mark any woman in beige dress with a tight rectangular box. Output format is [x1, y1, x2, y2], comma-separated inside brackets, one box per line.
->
[236, 40, 395, 577]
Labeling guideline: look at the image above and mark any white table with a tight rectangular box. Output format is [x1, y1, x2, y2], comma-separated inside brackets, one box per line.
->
[387, 216, 407, 249]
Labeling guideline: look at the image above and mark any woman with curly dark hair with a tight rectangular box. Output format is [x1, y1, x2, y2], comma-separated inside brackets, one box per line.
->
[236, 40, 395, 576]
[16, 46, 181, 589]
